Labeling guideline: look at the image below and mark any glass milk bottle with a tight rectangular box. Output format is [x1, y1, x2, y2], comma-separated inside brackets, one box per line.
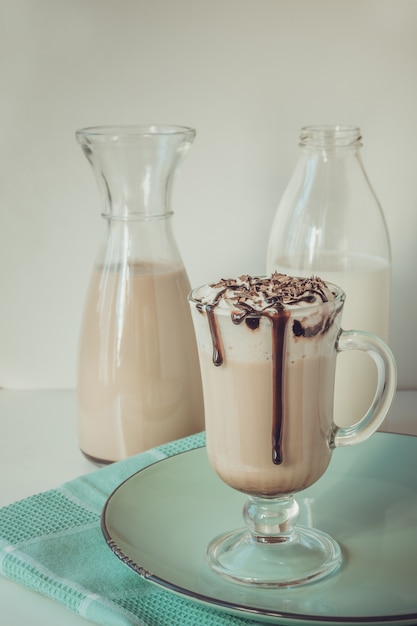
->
[76, 125, 204, 464]
[267, 125, 391, 427]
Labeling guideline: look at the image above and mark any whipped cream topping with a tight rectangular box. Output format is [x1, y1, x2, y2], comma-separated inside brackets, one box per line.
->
[196, 273, 336, 313]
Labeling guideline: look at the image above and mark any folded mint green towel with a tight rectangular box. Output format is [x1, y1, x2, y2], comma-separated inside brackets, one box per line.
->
[0, 433, 259, 625]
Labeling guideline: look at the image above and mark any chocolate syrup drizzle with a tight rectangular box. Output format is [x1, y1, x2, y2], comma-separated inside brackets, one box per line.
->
[196, 274, 336, 466]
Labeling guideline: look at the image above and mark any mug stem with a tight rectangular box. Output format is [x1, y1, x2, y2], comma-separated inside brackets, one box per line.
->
[206, 495, 341, 586]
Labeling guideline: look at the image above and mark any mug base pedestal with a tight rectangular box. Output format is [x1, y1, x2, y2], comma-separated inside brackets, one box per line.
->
[207, 526, 342, 588]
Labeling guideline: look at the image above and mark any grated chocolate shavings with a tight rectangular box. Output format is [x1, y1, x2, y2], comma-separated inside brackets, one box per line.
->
[208, 272, 334, 313]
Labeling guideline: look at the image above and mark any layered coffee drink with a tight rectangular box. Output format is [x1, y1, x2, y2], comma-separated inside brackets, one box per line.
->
[189, 273, 396, 586]
[189, 273, 344, 497]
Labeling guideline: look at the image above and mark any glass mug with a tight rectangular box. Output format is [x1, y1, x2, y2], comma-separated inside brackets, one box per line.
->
[188, 274, 397, 587]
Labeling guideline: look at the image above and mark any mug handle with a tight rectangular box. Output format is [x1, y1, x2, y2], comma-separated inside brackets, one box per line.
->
[329, 330, 397, 449]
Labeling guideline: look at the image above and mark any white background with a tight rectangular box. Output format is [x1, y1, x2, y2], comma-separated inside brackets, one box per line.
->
[1, 0, 416, 390]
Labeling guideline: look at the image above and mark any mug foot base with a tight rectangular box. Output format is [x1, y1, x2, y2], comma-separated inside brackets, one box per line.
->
[207, 526, 342, 588]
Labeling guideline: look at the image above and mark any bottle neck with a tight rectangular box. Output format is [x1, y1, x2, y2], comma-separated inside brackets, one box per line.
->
[266, 124, 391, 268]
[299, 125, 362, 152]
[97, 211, 184, 269]
[76, 125, 195, 219]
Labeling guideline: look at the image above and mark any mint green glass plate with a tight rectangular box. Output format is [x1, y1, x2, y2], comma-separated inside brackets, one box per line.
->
[102, 433, 417, 625]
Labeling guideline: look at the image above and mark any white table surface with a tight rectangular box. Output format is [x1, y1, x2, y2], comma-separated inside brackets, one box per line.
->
[0, 389, 416, 626]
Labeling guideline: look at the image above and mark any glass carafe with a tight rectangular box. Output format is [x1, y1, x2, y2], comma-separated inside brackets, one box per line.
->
[267, 125, 391, 427]
[76, 125, 204, 464]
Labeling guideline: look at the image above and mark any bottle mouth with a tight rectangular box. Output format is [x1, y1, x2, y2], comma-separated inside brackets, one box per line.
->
[75, 124, 196, 144]
[300, 125, 362, 149]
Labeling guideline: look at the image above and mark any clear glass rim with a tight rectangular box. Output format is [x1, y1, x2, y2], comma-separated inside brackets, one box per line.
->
[300, 124, 362, 148]
[76, 124, 196, 143]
